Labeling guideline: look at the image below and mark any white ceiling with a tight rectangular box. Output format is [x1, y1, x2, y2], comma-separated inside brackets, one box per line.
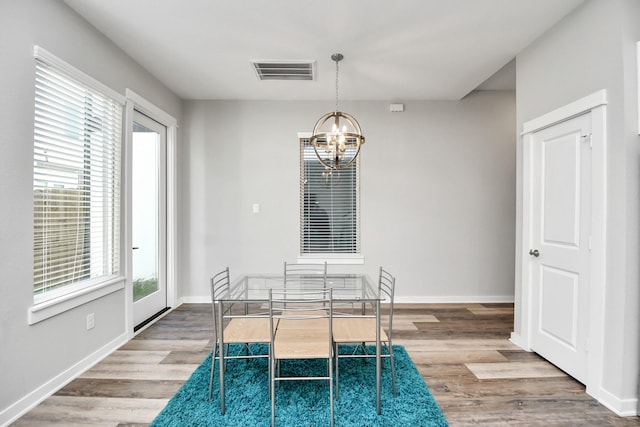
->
[63, 0, 584, 101]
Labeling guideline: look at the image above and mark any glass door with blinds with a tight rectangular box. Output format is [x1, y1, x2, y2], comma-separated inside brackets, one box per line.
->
[300, 137, 360, 254]
[132, 111, 167, 327]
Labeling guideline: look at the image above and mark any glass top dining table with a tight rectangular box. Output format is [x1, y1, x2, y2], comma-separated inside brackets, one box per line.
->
[226, 273, 381, 301]
[217, 273, 385, 415]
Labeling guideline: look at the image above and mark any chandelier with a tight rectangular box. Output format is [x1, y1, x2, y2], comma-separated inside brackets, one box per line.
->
[310, 53, 365, 170]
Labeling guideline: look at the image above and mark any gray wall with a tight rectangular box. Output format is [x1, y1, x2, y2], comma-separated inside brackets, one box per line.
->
[515, 0, 640, 407]
[0, 0, 181, 420]
[180, 91, 516, 302]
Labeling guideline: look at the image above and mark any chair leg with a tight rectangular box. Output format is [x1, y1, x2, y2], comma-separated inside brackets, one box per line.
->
[271, 356, 276, 427]
[268, 345, 272, 400]
[334, 342, 340, 400]
[329, 356, 334, 427]
[223, 343, 229, 371]
[208, 343, 220, 401]
[388, 342, 397, 397]
[208, 349, 215, 400]
[389, 345, 398, 397]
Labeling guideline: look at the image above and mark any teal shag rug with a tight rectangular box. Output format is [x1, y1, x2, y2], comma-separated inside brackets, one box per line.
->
[150, 344, 448, 427]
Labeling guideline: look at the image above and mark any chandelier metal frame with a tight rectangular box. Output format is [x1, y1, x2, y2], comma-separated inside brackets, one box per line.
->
[310, 53, 365, 170]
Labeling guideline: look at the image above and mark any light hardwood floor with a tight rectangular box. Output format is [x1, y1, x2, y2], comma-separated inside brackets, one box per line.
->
[12, 303, 640, 426]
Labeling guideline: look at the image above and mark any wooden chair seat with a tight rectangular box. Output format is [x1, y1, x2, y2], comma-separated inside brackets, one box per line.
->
[223, 317, 273, 343]
[333, 317, 388, 343]
[274, 327, 331, 359]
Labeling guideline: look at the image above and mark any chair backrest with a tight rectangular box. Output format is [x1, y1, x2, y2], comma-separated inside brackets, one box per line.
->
[379, 267, 396, 338]
[210, 267, 231, 342]
[210, 267, 231, 302]
[283, 261, 327, 287]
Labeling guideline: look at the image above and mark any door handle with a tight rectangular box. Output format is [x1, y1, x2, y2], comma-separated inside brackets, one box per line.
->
[529, 249, 540, 257]
[132, 247, 139, 250]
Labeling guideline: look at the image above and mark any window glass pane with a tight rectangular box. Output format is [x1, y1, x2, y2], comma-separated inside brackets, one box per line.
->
[33, 59, 122, 296]
[300, 138, 359, 254]
[132, 120, 160, 302]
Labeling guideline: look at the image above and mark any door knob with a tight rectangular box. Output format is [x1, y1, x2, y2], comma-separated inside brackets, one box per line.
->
[529, 249, 540, 257]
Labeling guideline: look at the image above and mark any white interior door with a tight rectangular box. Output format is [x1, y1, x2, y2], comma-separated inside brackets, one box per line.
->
[529, 113, 592, 384]
[132, 111, 167, 327]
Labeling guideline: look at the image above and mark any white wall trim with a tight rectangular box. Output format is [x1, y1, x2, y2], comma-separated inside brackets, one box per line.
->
[123, 98, 134, 337]
[125, 90, 177, 128]
[637, 42, 640, 134]
[596, 386, 639, 417]
[586, 102, 608, 403]
[520, 90, 608, 410]
[29, 278, 125, 325]
[297, 255, 365, 265]
[180, 295, 514, 305]
[521, 89, 607, 135]
[509, 332, 530, 351]
[0, 332, 128, 426]
[179, 296, 210, 304]
[395, 295, 515, 304]
[518, 130, 534, 352]
[34, 45, 125, 105]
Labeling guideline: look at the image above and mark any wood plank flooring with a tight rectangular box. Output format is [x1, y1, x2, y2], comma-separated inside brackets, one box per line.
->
[12, 303, 640, 426]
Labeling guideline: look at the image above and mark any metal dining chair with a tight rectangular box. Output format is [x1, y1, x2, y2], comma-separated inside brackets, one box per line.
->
[269, 287, 335, 427]
[209, 267, 271, 414]
[332, 266, 397, 400]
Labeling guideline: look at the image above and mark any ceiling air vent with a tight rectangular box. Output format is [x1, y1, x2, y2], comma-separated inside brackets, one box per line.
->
[251, 60, 315, 81]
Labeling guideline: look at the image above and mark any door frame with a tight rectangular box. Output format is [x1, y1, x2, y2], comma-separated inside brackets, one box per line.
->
[517, 89, 607, 399]
[124, 89, 178, 336]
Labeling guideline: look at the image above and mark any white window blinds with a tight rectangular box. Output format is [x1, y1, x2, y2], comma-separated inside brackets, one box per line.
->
[300, 138, 360, 254]
[33, 50, 123, 297]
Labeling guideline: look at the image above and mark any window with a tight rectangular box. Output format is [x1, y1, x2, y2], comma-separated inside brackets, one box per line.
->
[33, 48, 123, 300]
[300, 137, 360, 256]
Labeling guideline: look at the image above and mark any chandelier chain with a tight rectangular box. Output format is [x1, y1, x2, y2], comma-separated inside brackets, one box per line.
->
[335, 58, 340, 113]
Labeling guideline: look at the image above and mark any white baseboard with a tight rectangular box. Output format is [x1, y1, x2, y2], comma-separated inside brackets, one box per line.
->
[595, 386, 638, 417]
[0, 332, 129, 427]
[509, 332, 531, 351]
[179, 295, 515, 305]
[508, 334, 637, 417]
[179, 295, 209, 304]
[394, 295, 514, 304]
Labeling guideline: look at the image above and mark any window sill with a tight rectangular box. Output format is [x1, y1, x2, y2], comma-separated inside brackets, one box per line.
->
[29, 277, 125, 325]
[297, 254, 365, 265]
